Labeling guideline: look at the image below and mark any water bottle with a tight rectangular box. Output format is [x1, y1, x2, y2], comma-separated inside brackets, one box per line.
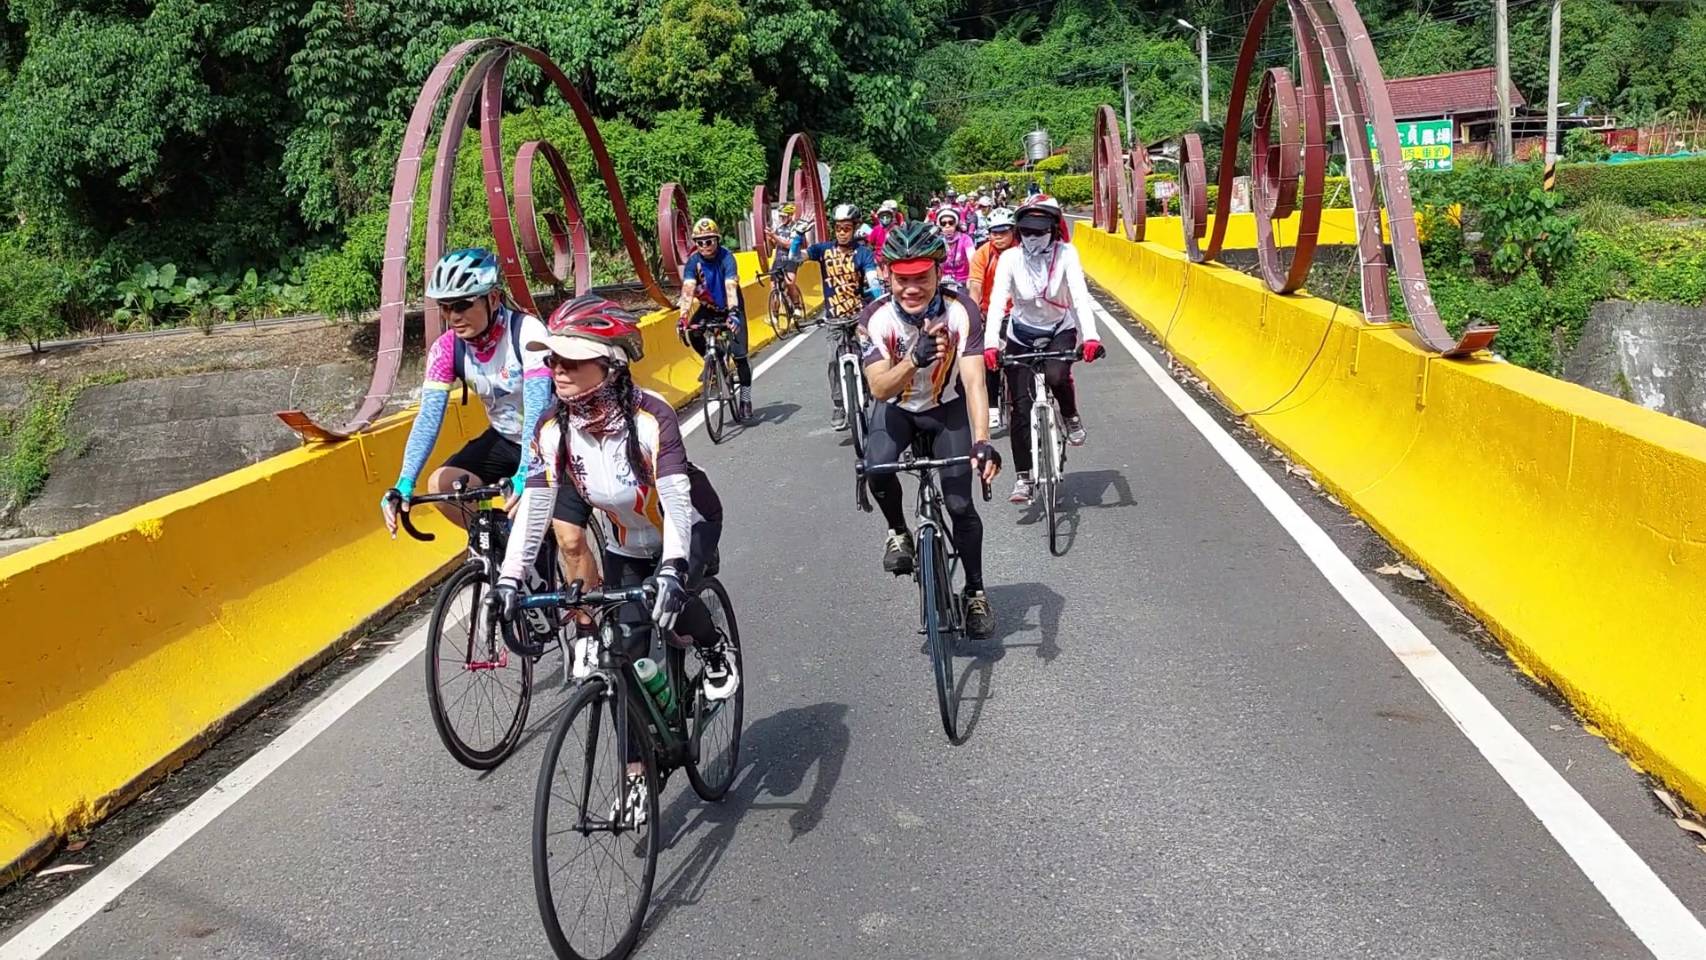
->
[634, 658, 675, 717]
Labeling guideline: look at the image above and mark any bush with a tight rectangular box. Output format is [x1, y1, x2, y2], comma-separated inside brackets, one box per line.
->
[0, 242, 70, 350]
[1555, 156, 1706, 208]
[307, 249, 379, 320]
[1563, 128, 1610, 163]
[1033, 153, 1069, 175]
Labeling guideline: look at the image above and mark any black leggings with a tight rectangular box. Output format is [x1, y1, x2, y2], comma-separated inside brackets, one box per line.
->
[863, 398, 985, 592]
[688, 311, 752, 386]
[601, 519, 722, 658]
[1006, 328, 1079, 474]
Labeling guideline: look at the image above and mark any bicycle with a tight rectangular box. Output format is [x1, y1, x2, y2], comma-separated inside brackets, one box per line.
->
[683, 312, 748, 445]
[763, 260, 805, 340]
[826, 313, 871, 458]
[527, 575, 743, 960]
[856, 438, 991, 743]
[1003, 349, 1077, 556]
[393, 481, 563, 770]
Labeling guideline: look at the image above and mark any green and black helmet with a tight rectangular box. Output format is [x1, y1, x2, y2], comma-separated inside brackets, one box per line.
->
[880, 221, 947, 266]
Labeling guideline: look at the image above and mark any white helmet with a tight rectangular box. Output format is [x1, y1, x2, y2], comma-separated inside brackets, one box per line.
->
[831, 203, 860, 223]
[978, 195, 994, 207]
[426, 248, 500, 300]
[987, 207, 1016, 230]
[879, 199, 899, 213]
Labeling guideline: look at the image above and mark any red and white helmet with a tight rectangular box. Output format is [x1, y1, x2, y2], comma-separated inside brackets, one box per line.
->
[533, 295, 645, 364]
[1014, 194, 1069, 238]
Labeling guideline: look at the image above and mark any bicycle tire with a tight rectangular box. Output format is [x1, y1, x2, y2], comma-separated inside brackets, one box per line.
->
[766, 286, 786, 341]
[424, 564, 532, 770]
[684, 578, 744, 801]
[723, 352, 746, 423]
[1045, 411, 1066, 556]
[702, 354, 727, 444]
[840, 361, 867, 458]
[918, 525, 959, 742]
[533, 677, 659, 960]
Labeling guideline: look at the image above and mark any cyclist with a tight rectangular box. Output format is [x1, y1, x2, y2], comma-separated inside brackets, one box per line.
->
[972, 195, 995, 245]
[491, 296, 735, 822]
[968, 207, 1017, 430]
[679, 217, 754, 420]
[768, 201, 810, 316]
[860, 222, 1001, 640]
[982, 195, 1105, 505]
[934, 207, 974, 286]
[869, 200, 901, 262]
[805, 203, 884, 430]
[380, 247, 596, 587]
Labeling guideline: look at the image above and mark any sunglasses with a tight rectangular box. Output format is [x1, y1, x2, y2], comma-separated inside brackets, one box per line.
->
[694, 237, 718, 246]
[544, 353, 594, 370]
[439, 297, 480, 314]
[1018, 228, 1051, 237]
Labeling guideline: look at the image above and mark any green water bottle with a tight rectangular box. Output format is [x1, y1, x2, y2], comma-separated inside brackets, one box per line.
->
[634, 658, 675, 717]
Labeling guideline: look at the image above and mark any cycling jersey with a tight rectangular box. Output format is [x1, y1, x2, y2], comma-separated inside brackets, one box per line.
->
[983, 241, 1099, 351]
[860, 287, 984, 414]
[503, 389, 723, 583]
[398, 304, 551, 488]
[806, 240, 880, 319]
[683, 247, 743, 312]
[940, 231, 974, 285]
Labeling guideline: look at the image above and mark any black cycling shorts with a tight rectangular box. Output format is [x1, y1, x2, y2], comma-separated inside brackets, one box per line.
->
[442, 427, 580, 524]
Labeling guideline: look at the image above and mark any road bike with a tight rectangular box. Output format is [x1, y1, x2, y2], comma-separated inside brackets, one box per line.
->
[683, 312, 748, 445]
[527, 575, 743, 960]
[763, 259, 805, 340]
[392, 481, 605, 769]
[826, 313, 871, 457]
[857, 439, 991, 743]
[1003, 349, 1077, 556]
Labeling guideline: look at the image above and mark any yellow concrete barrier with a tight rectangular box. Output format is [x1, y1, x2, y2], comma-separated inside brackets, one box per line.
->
[0, 270, 821, 879]
[1113, 208, 1386, 253]
[1076, 224, 1706, 811]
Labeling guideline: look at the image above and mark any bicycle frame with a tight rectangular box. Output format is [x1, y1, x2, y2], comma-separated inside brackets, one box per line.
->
[1004, 351, 1076, 484]
[829, 319, 870, 416]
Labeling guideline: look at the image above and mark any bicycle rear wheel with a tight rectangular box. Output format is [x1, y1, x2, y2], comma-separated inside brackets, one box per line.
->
[424, 565, 532, 769]
[684, 578, 744, 801]
[766, 286, 786, 340]
[702, 355, 727, 444]
[918, 525, 959, 742]
[534, 677, 659, 960]
[840, 362, 868, 458]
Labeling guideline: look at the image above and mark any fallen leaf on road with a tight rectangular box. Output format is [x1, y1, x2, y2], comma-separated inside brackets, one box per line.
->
[36, 864, 91, 878]
[65, 839, 88, 852]
[1676, 818, 1706, 841]
[1374, 562, 1426, 582]
[1655, 788, 1685, 819]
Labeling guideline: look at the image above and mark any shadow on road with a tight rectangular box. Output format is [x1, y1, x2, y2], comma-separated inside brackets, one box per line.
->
[639, 702, 851, 942]
[947, 580, 1067, 742]
[1014, 467, 1135, 555]
[738, 401, 801, 428]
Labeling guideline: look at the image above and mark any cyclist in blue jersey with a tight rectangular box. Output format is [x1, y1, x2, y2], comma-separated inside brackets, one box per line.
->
[805, 203, 884, 430]
[679, 218, 755, 420]
[379, 248, 597, 584]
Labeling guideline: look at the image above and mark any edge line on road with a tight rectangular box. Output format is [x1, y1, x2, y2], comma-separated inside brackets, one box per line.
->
[1087, 295, 1706, 960]
[0, 325, 820, 960]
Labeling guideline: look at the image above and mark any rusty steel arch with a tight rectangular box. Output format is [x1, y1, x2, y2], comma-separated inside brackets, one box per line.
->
[778, 133, 828, 245]
[1090, 0, 1495, 358]
[278, 38, 679, 441]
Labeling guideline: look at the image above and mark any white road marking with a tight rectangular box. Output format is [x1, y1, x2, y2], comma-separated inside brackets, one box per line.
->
[1087, 295, 1706, 959]
[0, 326, 818, 960]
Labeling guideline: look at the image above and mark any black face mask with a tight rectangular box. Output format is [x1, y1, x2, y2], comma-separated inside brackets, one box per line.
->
[894, 290, 944, 327]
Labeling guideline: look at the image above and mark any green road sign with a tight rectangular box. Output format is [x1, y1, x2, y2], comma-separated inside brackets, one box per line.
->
[1367, 119, 1454, 171]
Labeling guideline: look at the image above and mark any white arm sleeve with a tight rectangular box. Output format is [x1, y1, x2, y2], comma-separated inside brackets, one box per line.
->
[499, 486, 554, 583]
[1066, 246, 1099, 342]
[984, 250, 1014, 352]
[656, 473, 694, 565]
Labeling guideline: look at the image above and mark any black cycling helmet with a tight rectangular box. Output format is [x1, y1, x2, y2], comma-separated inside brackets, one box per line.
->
[880, 220, 947, 266]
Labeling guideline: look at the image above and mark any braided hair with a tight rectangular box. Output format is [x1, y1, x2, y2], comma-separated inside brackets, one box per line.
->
[552, 363, 653, 489]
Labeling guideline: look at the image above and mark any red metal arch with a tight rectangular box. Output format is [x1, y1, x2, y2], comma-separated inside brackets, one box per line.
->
[778, 133, 827, 244]
[1089, 1, 1495, 358]
[657, 181, 694, 283]
[279, 38, 679, 441]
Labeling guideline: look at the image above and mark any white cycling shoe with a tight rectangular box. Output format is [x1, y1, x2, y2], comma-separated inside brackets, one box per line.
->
[700, 643, 740, 702]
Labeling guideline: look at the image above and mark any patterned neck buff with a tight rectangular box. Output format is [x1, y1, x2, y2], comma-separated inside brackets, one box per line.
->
[564, 375, 626, 439]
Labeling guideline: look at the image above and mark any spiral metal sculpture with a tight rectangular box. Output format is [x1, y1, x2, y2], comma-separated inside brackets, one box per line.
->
[278, 39, 680, 441]
[1091, 0, 1496, 358]
[753, 133, 828, 272]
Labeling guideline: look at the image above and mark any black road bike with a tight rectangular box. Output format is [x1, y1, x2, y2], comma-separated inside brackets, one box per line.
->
[826, 313, 871, 457]
[684, 313, 749, 445]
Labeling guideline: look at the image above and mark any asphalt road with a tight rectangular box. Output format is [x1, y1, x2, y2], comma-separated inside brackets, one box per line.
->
[7, 296, 1706, 960]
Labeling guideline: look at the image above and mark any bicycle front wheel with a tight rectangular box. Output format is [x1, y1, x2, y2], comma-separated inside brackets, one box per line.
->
[766, 286, 786, 340]
[840, 362, 868, 458]
[685, 578, 744, 801]
[534, 677, 659, 960]
[918, 525, 959, 742]
[424, 565, 532, 769]
[702, 355, 727, 444]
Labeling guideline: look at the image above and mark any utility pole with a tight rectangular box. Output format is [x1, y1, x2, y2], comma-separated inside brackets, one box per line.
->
[1494, 0, 1513, 164]
[1177, 18, 1211, 124]
[1122, 63, 1134, 148]
[1544, 0, 1563, 188]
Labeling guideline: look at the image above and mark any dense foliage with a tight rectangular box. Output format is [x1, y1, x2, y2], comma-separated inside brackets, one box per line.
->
[3, 0, 1705, 347]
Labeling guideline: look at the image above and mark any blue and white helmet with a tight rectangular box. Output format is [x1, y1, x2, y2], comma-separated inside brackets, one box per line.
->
[425, 248, 500, 300]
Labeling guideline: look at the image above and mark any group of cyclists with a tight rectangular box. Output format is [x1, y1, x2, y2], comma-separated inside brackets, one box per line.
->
[379, 185, 1103, 815]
